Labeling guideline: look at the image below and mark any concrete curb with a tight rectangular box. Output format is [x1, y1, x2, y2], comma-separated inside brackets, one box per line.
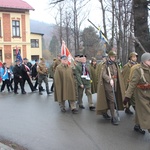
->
[0, 142, 14, 150]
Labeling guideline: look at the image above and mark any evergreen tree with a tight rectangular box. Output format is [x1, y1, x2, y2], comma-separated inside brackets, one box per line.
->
[49, 35, 59, 56]
[81, 26, 101, 59]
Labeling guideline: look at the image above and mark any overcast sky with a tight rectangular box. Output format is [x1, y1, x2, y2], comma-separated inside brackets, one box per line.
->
[23, 0, 102, 29]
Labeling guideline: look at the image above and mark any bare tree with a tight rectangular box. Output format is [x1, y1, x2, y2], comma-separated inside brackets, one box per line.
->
[98, 0, 135, 64]
[69, 0, 91, 54]
[49, 0, 150, 63]
[111, 0, 115, 46]
[99, 0, 107, 39]
[49, 0, 64, 5]
[51, 2, 64, 48]
[64, 11, 72, 47]
[49, 0, 91, 55]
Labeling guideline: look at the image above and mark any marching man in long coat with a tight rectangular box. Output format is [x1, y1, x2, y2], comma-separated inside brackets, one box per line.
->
[96, 51, 125, 125]
[124, 52, 150, 134]
[89, 57, 97, 94]
[54, 55, 78, 114]
[122, 52, 138, 114]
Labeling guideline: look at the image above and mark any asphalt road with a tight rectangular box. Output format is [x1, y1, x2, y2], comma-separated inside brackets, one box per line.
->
[0, 81, 150, 150]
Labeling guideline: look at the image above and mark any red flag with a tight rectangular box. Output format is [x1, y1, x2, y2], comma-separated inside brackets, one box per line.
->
[16, 46, 18, 54]
[61, 41, 74, 65]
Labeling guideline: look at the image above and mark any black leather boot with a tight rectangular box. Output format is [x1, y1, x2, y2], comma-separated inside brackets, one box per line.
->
[134, 125, 145, 134]
[47, 91, 52, 95]
[103, 113, 111, 120]
[89, 106, 95, 111]
[125, 108, 133, 115]
[39, 86, 43, 95]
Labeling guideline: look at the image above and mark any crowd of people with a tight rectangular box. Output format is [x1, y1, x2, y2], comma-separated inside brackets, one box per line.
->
[0, 51, 150, 135]
[0, 57, 52, 95]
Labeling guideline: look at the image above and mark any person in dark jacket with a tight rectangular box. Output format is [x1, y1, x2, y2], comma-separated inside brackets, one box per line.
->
[31, 59, 44, 91]
[26, 59, 32, 70]
[31, 59, 39, 90]
[21, 58, 35, 92]
[13, 59, 26, 94]
[49, 58, 56, 92]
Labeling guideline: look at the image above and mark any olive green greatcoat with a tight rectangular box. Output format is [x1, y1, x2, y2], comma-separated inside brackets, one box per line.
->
[49, 61, 55, 78]
[90, 64, 97, 94]
[125, 63, 150, 129]
[54, 63, 76, 102]
[122, 62, 133, 89]
[96, 60, 105, 85]
[75, 62, 91, 88]
[129, 64, 140, 80]
[96, 62, 125, 115]
[122, 62, 138, 106]
[53, 59, 61, 71]
[122, 61, 138, 89]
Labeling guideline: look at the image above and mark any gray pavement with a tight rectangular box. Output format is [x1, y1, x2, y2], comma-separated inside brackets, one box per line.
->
[0, 81, 150, 150]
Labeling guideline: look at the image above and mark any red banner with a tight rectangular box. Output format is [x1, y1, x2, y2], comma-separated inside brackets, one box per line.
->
[61, 41, 74, 65]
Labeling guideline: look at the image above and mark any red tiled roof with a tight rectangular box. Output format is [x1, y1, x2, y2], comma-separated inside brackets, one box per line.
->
[0, 0, 34, 10]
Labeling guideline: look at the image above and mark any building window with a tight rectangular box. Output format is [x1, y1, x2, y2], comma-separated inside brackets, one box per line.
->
[12, 20, 20, 37]
[0, 50, 2, 62]
[31, 39, 39, 48]
[31, 55, 39, 61]
[0, 20, 1, 37]
[13, 49, 21, 62]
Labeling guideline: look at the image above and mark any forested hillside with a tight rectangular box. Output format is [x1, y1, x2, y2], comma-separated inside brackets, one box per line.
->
[30, 20, 57, 50]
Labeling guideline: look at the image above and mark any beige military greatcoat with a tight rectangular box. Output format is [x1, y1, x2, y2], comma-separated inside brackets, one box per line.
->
[96, 61, 125, 115]
[54, 63, 77, 102]
[125, 63, 150, 129]
[90, 64, 97, 94]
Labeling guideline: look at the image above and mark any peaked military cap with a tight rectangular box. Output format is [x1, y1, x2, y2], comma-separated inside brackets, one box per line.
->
[80, 54, 87, 58]
[91, 57, 97, 61]
[74, 54, 80, 57]
[108, 50, 117, 57]
[129, 52, 138, 59]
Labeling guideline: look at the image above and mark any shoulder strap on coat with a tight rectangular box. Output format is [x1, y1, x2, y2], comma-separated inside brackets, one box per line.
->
[140, 67, 147, 83]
